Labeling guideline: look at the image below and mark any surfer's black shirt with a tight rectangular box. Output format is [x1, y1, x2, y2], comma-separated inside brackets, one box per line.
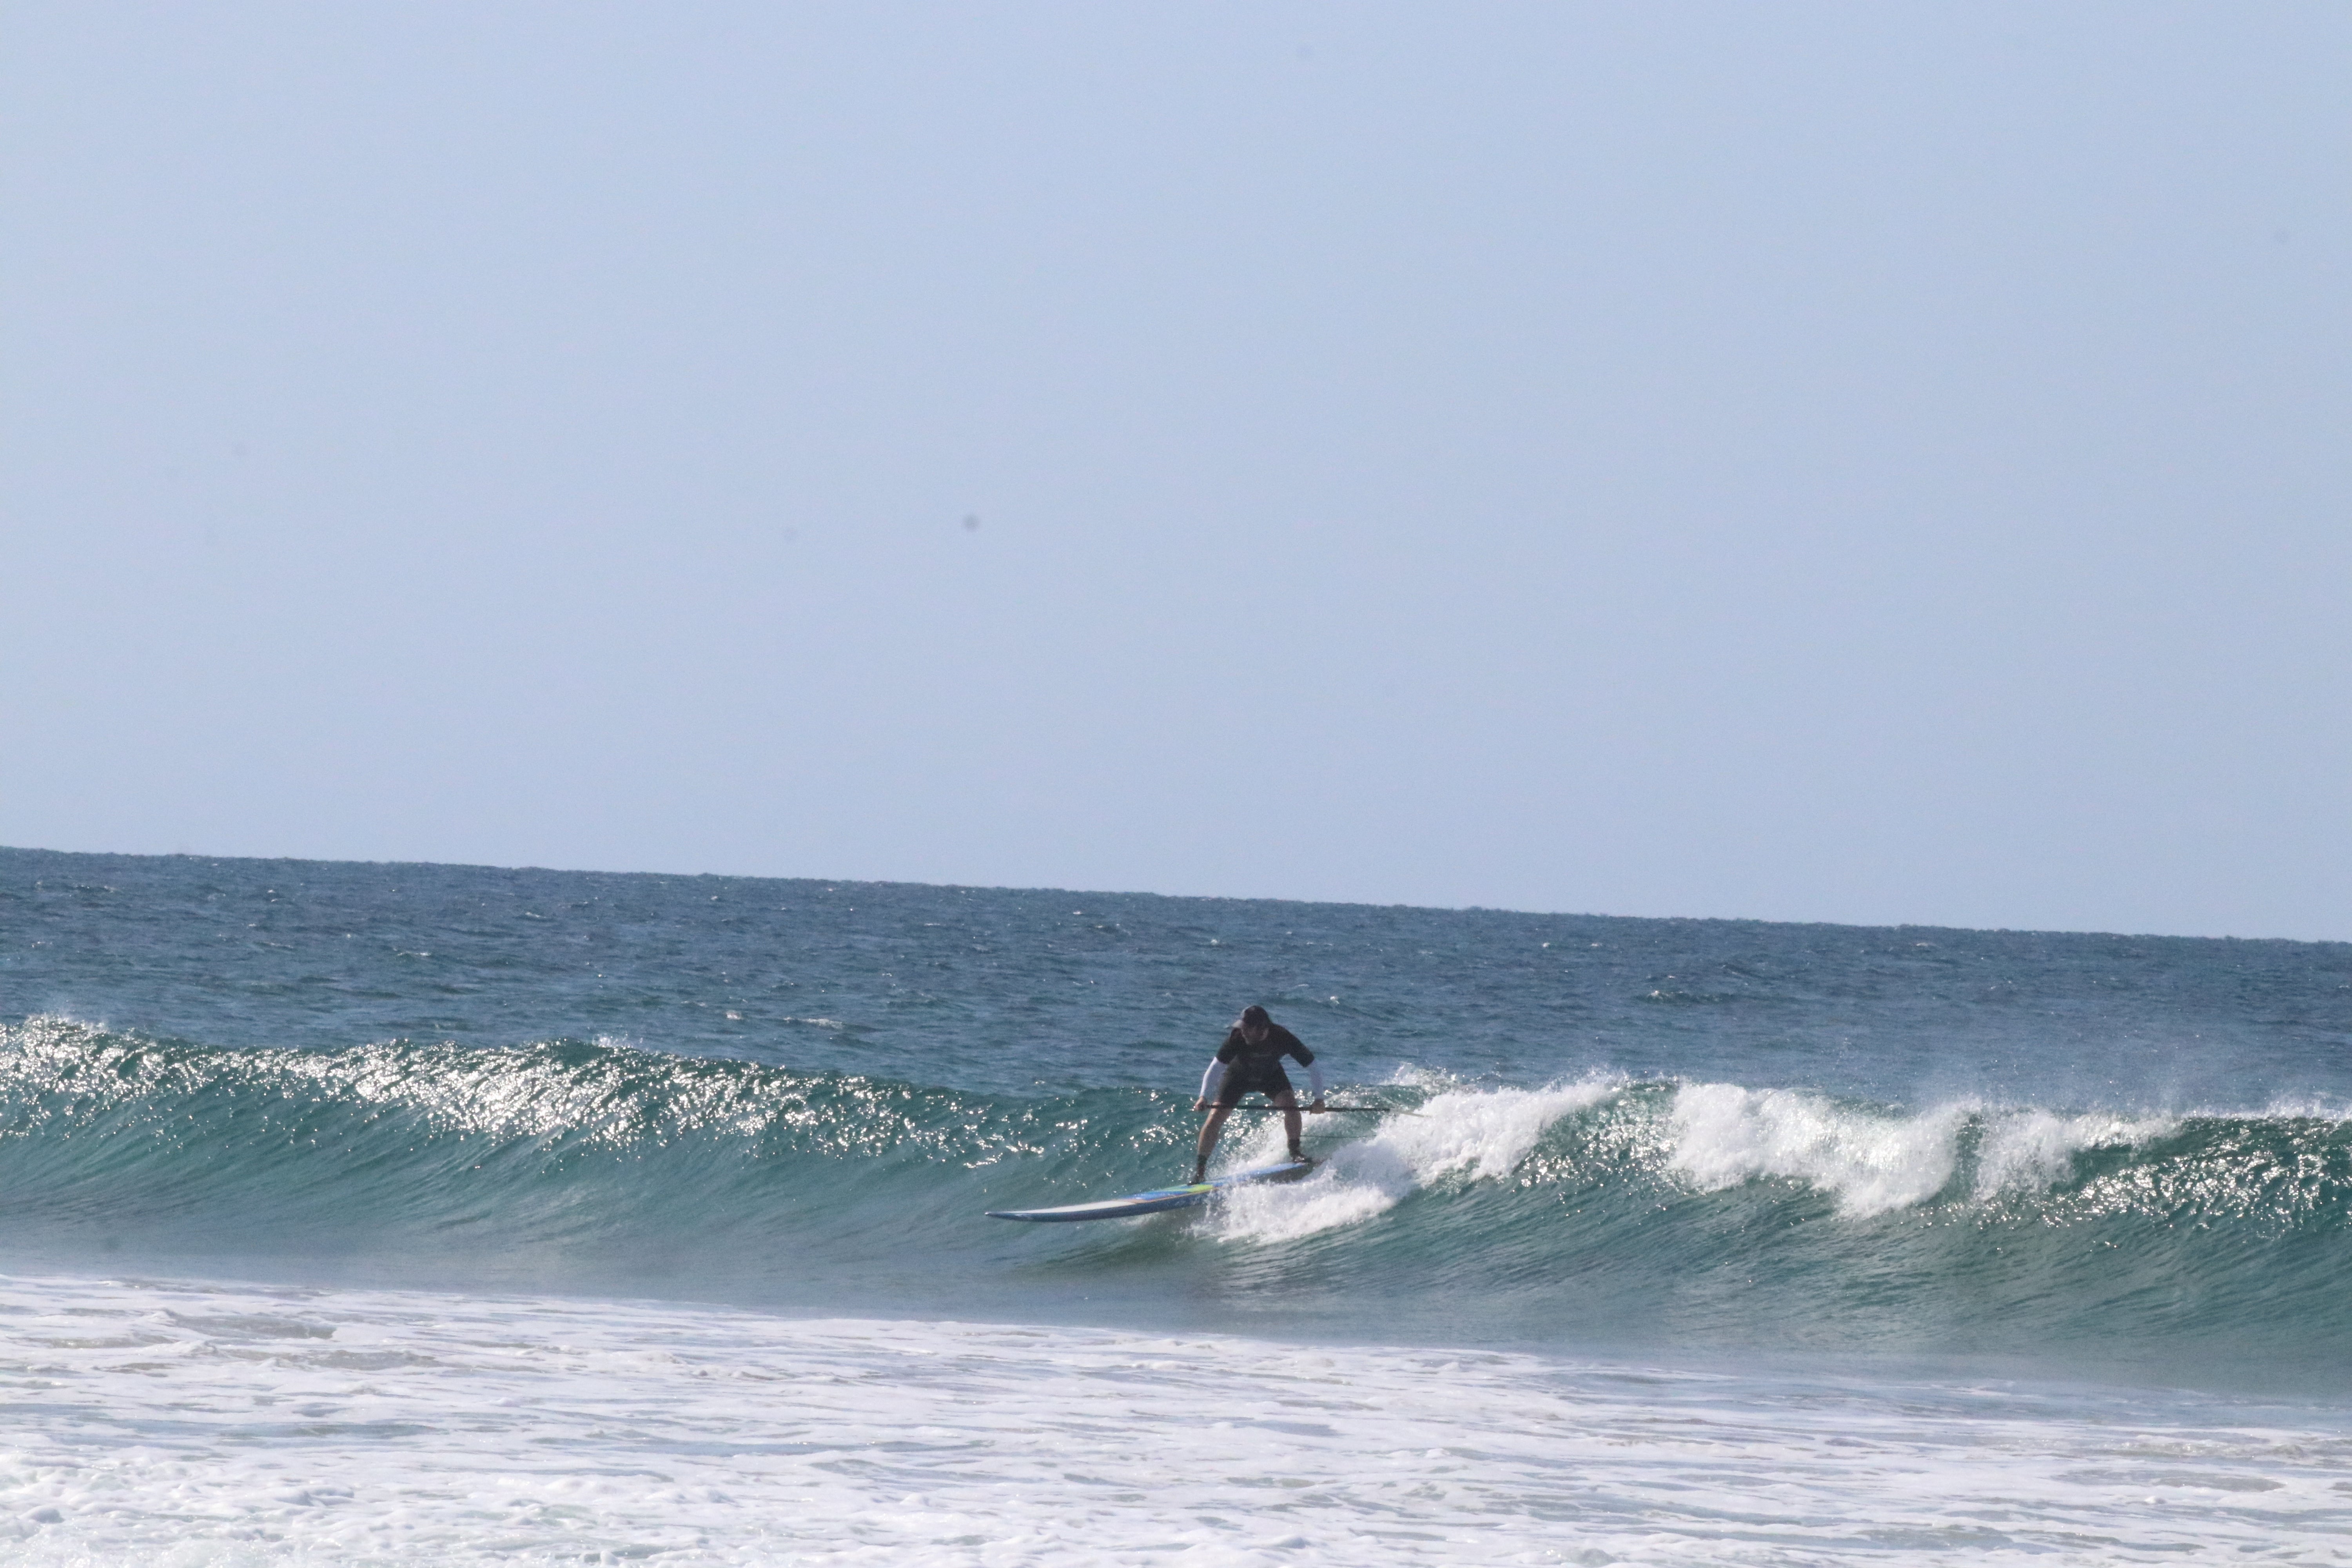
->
[1214, 1025, 1313, 1097]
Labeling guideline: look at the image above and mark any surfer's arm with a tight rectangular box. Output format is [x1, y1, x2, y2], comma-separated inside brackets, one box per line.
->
[1198, 1058, 1226, 1103]
[1283, 1033, 1327, 1107]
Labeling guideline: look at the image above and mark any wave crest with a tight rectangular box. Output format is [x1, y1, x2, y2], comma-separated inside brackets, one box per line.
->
[1210, 1080, 1623, 1242]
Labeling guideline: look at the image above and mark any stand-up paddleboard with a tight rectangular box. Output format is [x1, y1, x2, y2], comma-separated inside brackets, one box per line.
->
[986, 1155, 1314, 1223]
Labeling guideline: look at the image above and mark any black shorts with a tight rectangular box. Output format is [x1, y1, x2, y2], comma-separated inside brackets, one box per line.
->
[1216, 1063, 1294, 1106]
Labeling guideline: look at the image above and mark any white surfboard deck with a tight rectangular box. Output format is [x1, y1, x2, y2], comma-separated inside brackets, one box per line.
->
[985, 1156, 1315, 1222]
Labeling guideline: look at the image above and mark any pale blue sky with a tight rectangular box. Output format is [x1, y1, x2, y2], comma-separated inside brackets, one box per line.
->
[5, 4, 2347, 938]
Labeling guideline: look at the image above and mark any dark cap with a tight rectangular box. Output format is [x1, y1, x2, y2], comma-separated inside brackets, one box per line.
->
[1238, 1005, 1271, 1026]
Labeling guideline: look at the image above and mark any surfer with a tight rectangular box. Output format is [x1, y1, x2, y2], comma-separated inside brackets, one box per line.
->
[1192, 1004, 1325, 1182]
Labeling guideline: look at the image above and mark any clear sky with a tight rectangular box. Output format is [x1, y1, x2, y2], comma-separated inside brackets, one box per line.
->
[5, 4, 2346, 940]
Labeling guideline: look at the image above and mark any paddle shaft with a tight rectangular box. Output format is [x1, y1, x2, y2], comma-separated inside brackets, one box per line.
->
[1198, 1102, 1420, 1116]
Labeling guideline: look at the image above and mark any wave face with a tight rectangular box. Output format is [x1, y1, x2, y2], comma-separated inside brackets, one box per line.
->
[5, 1007, 2350, 1380]
[8, 846, 2352, 1384]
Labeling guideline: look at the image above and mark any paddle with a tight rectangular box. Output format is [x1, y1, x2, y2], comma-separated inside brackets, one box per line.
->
[1200, 1101, 1422, 1116]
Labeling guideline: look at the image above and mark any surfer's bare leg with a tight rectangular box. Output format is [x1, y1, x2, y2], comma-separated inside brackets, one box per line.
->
[1192, 1104, 1232, 1183]
[1274, 1089, 1302, 1158]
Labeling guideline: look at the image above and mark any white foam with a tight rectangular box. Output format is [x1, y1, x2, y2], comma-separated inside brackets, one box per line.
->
[1662, 1085, 2192, 1214]
[1973, 1111, 2179, 1200]
[0, 1272, 2339, 1566]
[1209, 1081, 1618, 1243]
[1667, 1083, 1967, 1216]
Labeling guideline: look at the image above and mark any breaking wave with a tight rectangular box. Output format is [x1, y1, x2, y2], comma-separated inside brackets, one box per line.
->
[4, 1015, 2349, 1368]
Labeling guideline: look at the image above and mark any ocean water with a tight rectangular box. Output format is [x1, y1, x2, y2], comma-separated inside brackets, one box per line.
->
[4, 846, 2351, 1563]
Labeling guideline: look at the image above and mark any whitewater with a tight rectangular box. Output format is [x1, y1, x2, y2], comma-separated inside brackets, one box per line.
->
[5, 847, 2351, 1563]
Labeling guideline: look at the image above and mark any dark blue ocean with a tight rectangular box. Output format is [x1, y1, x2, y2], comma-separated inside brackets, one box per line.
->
[8, 844, 2350, 1388]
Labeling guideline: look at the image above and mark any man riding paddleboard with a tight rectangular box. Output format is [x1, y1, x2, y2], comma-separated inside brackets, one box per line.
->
[1192, 1004, 1326, 1182]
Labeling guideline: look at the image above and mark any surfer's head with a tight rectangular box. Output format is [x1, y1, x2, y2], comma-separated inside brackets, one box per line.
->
[1237, 1004, 1272, 1041]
